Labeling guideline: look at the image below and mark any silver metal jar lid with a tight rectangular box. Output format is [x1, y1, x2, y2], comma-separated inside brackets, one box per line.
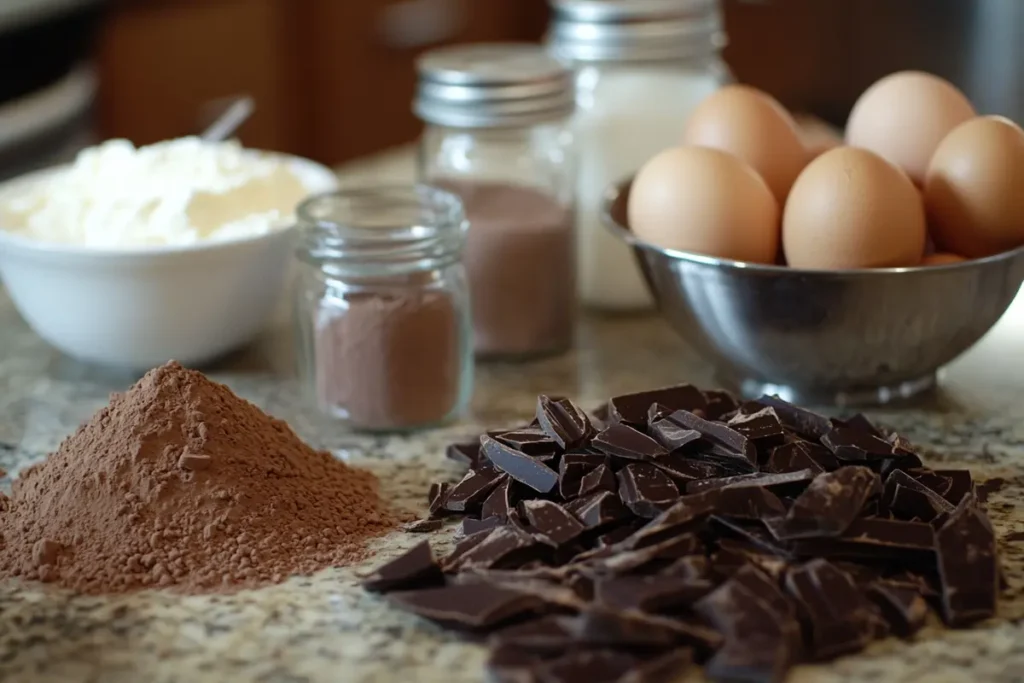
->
[548, 0, 727, 63]
[414, 43, 575, 129]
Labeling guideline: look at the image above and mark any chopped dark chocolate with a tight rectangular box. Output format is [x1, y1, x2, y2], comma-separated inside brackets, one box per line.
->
[595, 574, 714, 613]
[482, 436, 559, 494]
[933, 469, 975, 506]
[608, 384, 708, 427]
[363, 541, 443, 593]
[482, 478, 516, 521]
[389, 583, 543, 631]
[756, 394, 833, 440]
[402, 519, 444, 533]
[536, 395, 592, 450]
[822, 427, 893, 461]
[496, 427, 559, 456]
[646, 402, 673, 425]
[447, 526, 542, 571]
[707, 486, 788, 521]
[868, 581, 929, 637]
[653, 453, 727, 484]
[567, 491, 632, 529]
[704, 637, 791, 683]
[491, 616, 575, 654]
[767, 467, 880, 540]
[558, 456, 596, 500]
[444, 468, 504, 513]
[591, 534, 703, 574]
[764, 441, 830, 474]
[428, 481, 452, 518]
[843, 413, 886, 438]
[520, 500, 586, 547]
[882, 469, 954, 522]
[784, 559, 874, 659]
[663, 410, 757, 464]
[617, 463, 680, 518]
[659, 555, 710, 581]
[446, 441, 481, 467]
[578, 464, 617, 498]
[727, 407, 787, 451]
[541, 650, 638, 683]
[462, 516, 504, 537]
[791, 518, 936, 565]
[686, 468, 816, 496]
[703, 389, 739, 421]
[592, 423, 669, 462]
[710, 517, 793, 561]
[647, 417, 702, 453]
[936, 493, 998, 627]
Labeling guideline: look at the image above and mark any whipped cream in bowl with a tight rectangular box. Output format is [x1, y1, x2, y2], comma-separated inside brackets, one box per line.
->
[0, 137, 339, 368]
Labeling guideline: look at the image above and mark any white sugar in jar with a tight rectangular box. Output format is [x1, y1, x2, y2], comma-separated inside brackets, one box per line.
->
[548, 0, 730, 310]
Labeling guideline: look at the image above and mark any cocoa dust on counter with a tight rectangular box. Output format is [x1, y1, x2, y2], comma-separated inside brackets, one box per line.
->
[0, 361, 400, 594]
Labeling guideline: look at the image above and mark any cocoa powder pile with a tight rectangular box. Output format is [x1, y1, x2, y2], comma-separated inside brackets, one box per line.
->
[0, 361, 398, 594]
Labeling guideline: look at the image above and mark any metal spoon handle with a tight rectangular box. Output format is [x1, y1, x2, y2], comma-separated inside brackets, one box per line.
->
[200, 97, 256, 142]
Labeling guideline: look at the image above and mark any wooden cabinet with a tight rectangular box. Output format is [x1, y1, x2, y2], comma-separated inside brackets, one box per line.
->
[97, 0, 548, 165]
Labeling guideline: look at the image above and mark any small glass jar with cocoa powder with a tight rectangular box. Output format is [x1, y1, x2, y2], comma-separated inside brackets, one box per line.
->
[414, 43, 577, 360]
[293, 186, 473, 432]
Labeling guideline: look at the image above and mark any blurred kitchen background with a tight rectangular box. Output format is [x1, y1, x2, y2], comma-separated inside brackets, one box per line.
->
[1, 0, 1022, 180]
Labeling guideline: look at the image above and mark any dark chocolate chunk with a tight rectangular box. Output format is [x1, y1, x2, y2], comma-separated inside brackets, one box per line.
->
[843, 413, 885, 438]
[648, 417, 702, 453]
[659, 555, 710, 580]
[608, 384, 708, 427]
[791, 518, 936, 565]
[868, 581, 929, 637]
[536, 395, 592, 450]
[495, 427, 559, 456]
[767, 467, 880, 540]
[903, 470, 953, 499]
[558, 456, 595, 500]
[462, 516, 504, 537]
[646, 402, 674, 425]
[933, 469, 975, 506]
[592, 533, 703, 574]
[567, 491, 632, 529]
[664, 410, 757, 464]
[597, 523, 641, 548]
[596, 574, 714, 613]
[686, 468, 816, 496]
[491, 616, 575, 654]
[482, 477, 516, 521]
[363, 540, 443, 593]
[540, 650, 637, 683]
[566, 608, 721, 652]
[578, 464, 617, 497]
[784, 559, 875, 659]
[704, 637, 791, 683]
[445, 467, 504, 513]
[727, 407, 787, 451]
[703, 389, 739, 421]
[624, 650, 694, 683]
[625, 492, 719, 549]
[888, 432, 922, 458]
[616, 462, 680, 518]
[446, 440, 481, 467]
[710, 517, 793, 561]
[882, 469, 954, 522]
[592, 423, 669, 461]
[822, 427, 893, 461]
[448, 527, 542, 571]
[653, 453, 727, 484]
[428, 482, 452, 518]
[935, 493, 998, 626]
[402, 519, 443, 533]
[388, 583, 542, 631]
[708, 486, 788, 521]
[756, 394, 833, 440]
[482, 436, 559, 494]
[520, 500, 586, 547]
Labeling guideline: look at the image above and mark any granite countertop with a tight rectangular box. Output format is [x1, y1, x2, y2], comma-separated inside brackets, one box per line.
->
[2, 149, 1024, 683]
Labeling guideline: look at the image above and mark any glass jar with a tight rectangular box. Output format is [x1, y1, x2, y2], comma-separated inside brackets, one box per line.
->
[294, 185, 473, 432]
[414, 43, 577, 360]
[549, 0, 731, 311]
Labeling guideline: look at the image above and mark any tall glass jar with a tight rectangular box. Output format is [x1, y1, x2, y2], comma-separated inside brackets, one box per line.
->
[415, 43, 577, 360]
[548, 0, 730, 311]
[293, 186, 473, 432]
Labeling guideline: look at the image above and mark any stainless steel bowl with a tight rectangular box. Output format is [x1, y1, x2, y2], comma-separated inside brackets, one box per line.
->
[602, 179, 1024, 406]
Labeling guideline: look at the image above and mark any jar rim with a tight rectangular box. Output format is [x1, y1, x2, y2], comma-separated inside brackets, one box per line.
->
[296, 184, 468, 270]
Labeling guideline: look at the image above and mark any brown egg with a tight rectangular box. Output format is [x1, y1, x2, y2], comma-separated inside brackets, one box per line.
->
[629, 146, 779, 263]
[682, 85, 807, 204]
[846, 71, 975, 185]
[783, 147, 926, 269]
[924, 116, 1024, 258]
[921, 252, 967, 266]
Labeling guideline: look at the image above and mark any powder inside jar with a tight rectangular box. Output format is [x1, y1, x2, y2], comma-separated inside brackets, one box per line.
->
[315, 288, 464, 430]
[436, 180, 575, 359]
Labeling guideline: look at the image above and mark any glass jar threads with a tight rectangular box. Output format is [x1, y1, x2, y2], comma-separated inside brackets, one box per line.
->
[294, 185, 473, 431]
[415, 43, 578, 360]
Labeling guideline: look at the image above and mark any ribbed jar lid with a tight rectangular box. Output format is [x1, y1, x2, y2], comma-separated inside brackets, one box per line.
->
[414, 43, 575, 129]
[549, 0, 727, 63]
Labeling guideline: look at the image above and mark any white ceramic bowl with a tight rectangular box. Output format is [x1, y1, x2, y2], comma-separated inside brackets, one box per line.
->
[0, 155, 338, 369]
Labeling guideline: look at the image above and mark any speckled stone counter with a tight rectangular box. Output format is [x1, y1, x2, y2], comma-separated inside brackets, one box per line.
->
[3, 149, 1024, 682]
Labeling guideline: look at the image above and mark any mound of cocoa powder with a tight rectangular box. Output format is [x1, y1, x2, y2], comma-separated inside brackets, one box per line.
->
[0, 361, 399, 594]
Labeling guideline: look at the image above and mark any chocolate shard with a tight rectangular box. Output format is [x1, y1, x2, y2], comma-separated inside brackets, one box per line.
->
[663, 410, 757, 464]
[791, 518, 937, 565]
[578, 464, 617, 498]
[766, 467, 880, 540]
[461, 516, 504, 538]
[756, 394, 833, 440]
[881, 469, 954, 522]
[932, 469, 975, 506]
[685, 468, 816, 496]
[363, 540, 443, 593]
[843, 412, 886, 438]
[446, 440, 481, 467]
[495, 427, 559, 456]
[709, 517, 793, 561]
[617, 462, 680, 518]
[402, 519, 444, 533]
[595, 574, 714, 613]
[427, 482, 452, 519]
[784, 559, 875, 659]
[447, 526, 542, 571]
[490, 615, 575, 654]
[707, 486, 788, 521]
[482, 436, 559, 494]
[868, 581, 930, 637]
[703, 389, 740, 421]
[592, 533, 703, 574]
[558, 455, 598, 500]
[565, 608, 721, 653]
[653, 453, 728, 485]
[388, 583, 542, 631]
[822, 427, 893, 461]
[444, 467, 504, 513]
[658, 555, 710, 581]
[520, 500, 586, 547]
[621, 650, 694, 683]
[536, 395, 592, 450]
[540, 650, 638, 683]
[727, 407, 787, 451]
[646, 402, 674, 425]
[592, 423, 669, 461]
[481, 477, 516, 521]
[608, 384, 708, 428]
[936, 493, 998, 627]
[566, 491, 632, 529]
[624, 492, 720, 549]
[648, 417, 702, 453]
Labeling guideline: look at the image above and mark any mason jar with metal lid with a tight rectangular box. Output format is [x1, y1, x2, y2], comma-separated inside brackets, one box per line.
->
[548, 0, 730, 312]
[415, 43, 577, 360]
